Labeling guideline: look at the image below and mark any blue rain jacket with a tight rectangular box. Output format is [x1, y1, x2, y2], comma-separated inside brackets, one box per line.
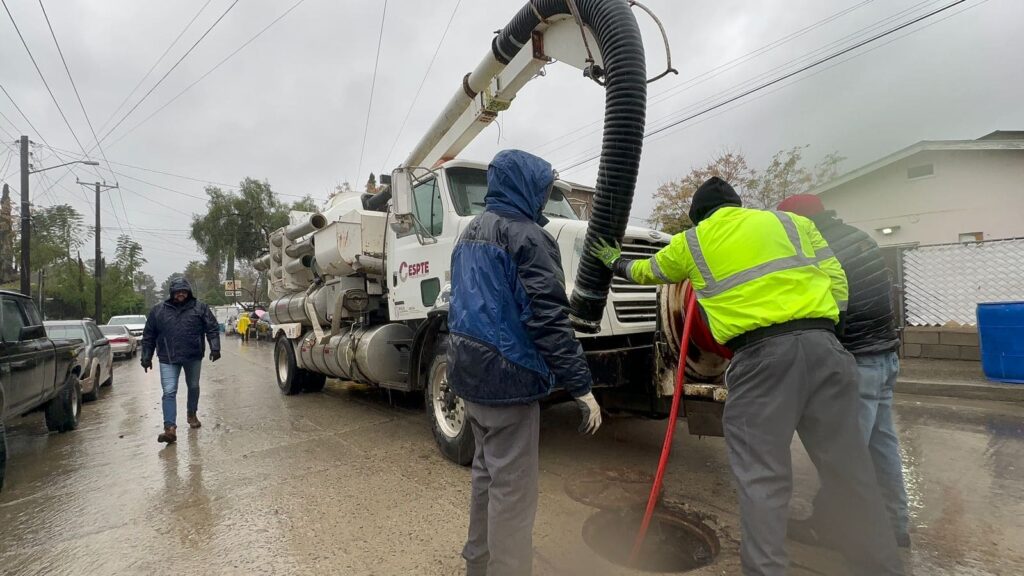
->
[447, 150, 593, 405]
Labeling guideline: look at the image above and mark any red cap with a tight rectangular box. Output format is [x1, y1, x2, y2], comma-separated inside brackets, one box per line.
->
[777, 194, 825, 217]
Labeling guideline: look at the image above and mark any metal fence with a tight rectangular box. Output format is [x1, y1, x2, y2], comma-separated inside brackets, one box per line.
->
[901, 238, 1024, 326]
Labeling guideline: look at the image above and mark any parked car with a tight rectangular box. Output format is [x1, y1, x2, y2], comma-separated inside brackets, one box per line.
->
[44, 320, 113, 402]
[100, 325, 137, 359]
[106, 314, 147, 338]
[1, 291, 84, 492]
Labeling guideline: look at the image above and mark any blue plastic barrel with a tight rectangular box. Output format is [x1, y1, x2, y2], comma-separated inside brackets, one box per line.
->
[976, 301, 1024, 384]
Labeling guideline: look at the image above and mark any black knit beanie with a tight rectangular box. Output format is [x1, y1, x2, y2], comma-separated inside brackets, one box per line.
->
[688, 176, 742, 225]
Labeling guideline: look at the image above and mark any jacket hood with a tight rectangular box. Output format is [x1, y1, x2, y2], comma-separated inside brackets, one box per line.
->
[167, 277, 195, 300]
[484, 149, 555, 225]
[688, 177, 742, 225]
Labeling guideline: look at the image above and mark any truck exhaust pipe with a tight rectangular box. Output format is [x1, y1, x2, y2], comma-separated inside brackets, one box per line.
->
[285, 213, 327, 241]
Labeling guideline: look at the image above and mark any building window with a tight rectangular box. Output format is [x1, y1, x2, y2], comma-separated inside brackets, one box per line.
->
[907, 164, 934, 179]
[959, 232, 983, 243]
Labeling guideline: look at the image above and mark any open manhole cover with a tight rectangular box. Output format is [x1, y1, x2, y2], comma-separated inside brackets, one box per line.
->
[582, 507, 720, 573]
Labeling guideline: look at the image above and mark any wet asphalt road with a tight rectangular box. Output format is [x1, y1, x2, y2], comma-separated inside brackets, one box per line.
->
[1, 336, 1022, 575]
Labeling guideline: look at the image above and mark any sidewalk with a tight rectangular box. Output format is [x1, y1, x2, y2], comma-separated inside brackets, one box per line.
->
[897, 357, 1024, 402]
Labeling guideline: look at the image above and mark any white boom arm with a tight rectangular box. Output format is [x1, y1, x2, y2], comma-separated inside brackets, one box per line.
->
[403, 15, 602, 170]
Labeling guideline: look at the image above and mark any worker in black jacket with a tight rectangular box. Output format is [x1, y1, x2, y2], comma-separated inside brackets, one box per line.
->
[778, 194, 910, 549]
[141, 277, 221, 444]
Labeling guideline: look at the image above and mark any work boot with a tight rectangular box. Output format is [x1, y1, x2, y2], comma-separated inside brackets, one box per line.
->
[187, 412, 202, 429]
[157, 425, 177, 444]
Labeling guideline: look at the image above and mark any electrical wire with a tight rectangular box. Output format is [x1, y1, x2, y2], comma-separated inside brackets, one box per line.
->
[95, 0, 241, 149]
[38, 0, 134, 240]
[381, 0, 462, 171]
[95, 0, 214, 137]
[355, 0, 388, 185]
[103, 0, 310, 151]
[557, 0, 974, 175]
[1, 0, 92, 162]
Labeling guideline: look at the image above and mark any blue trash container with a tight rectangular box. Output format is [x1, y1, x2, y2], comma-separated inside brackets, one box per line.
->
[976, 301, 1024, 384]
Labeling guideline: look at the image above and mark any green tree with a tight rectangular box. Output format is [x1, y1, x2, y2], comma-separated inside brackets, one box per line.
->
[114, 235, 147, 282]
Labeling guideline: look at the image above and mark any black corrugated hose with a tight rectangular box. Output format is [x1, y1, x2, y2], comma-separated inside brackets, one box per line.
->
[494, 0, 646, 332]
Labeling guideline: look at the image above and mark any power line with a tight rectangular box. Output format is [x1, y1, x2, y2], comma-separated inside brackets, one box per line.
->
[381, 0, 462, 171]
[104, 0, 309, 150]
[95, 0, 241, 149]
[37, 0, 134, 240]
[558, 0, 974, 175]
[1, 0, 92, 159]
[355, 0, 388, 185]
[95, 0, 214, 138]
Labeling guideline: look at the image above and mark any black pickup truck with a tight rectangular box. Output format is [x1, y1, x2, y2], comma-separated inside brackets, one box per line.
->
[0, 290, 83, 491]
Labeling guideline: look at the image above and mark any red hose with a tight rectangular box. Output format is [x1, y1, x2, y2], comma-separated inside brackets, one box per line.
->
[629, 287, 698, 563]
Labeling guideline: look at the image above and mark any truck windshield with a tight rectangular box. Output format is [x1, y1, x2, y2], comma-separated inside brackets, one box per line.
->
[447, 167, 580, 220]
[46, 325, 87, 340]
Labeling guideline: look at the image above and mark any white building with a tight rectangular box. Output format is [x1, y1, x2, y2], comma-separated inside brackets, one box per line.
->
[810, 131, 1024, 247]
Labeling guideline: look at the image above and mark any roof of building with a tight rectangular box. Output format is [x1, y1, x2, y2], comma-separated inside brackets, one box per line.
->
[811, 132, 1024, 195]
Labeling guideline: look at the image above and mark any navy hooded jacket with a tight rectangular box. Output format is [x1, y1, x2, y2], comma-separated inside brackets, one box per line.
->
[141, 277, 221, 364]
[446, 150, 593, 405]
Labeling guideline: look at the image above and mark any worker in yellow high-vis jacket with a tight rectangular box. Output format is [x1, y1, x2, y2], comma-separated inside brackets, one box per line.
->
[593, 177, 903, 576]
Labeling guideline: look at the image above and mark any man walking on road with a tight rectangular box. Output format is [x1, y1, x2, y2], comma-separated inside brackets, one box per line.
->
[778, 194, 910, 548]
[141, 277, 221, 444]
[448, 149, 602, 576]
[593, 177, 903, 576]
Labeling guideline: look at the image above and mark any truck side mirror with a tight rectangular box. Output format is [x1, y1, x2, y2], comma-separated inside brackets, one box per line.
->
[391, 167, 415, 217]
[20, 324, 45, 341]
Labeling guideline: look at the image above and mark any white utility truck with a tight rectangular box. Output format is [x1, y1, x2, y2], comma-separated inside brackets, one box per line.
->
[256, 0, 728, 464]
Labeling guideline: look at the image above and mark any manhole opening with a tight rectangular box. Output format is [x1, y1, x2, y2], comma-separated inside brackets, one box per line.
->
[582, 507, 720, 573]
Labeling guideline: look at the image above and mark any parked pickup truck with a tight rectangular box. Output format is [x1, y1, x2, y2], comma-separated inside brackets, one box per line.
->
[0, 290, 84, 491]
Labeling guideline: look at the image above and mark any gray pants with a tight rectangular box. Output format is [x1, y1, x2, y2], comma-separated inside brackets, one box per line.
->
[462, 401, 540, 576]
[724, 330, 903, 576]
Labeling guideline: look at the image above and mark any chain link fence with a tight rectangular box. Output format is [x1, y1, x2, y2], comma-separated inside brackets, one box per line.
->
[901, 238, 1024, 326]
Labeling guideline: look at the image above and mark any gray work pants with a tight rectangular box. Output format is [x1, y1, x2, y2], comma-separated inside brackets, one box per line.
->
[723, 329, 904, 576]
[462, 401, 540, 576]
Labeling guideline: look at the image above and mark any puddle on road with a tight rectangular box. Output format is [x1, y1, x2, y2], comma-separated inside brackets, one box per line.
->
[582, 507, 720, 573]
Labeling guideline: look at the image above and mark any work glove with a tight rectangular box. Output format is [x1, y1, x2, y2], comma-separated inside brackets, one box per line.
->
[210, 350, 221, 362]
[590, 238, 622, 269]
[574, 392, 602, 435]
[141, 358, 152, 373]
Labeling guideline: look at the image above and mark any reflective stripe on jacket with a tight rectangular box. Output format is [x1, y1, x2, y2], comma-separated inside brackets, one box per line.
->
[628, 207, 848, 344]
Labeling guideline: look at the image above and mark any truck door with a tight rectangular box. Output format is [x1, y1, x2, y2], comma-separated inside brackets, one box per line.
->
[0, 296, 41, 413]
[387, 173, 456, 321]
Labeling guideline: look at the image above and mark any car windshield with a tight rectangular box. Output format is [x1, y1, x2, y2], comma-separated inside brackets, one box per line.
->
[109, 316, 146, 325]
[100, 326, 128, 336]
[46, 325, 87, 340]
[446, 167, 580, 221]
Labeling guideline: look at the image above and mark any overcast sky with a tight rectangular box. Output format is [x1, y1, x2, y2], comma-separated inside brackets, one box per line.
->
[1, 0, 1020, 284]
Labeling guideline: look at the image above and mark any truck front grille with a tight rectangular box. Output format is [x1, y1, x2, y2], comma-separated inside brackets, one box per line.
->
[609, 235, 667, 324]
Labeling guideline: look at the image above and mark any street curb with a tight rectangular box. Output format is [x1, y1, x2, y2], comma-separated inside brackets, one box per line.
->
[896, 378, 1024, 403]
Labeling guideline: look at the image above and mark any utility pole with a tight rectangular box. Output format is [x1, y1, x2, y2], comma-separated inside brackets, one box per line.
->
[20, 136, 30, 296]
[77, 179, 118, 322]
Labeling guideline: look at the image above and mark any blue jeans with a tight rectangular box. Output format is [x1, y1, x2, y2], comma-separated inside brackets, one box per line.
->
[855, 351, 910, 539]
[159, 360, 202, 428]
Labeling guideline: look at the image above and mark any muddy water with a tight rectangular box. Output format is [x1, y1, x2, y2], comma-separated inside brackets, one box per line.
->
[1, 337, 1022, 575]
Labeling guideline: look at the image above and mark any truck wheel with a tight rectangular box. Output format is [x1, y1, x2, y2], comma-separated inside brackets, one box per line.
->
[303, 373, 327, 393]
[82, 368, 100, 402]
[275, 336, 305, 395]
[0, 419, 7, 492]
[45, 372, 82, 433]
[103, 366, 113, 387]
[426, 335, 474, 466]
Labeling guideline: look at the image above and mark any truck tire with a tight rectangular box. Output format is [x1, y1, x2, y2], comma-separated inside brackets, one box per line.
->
[303, 373, 327, 393]
[426, 335, 474, 466]
[103, 366, 113, 387]
[275, 335, 305, 395]
[45, 372, 82, 433]
[82, 367, 100, 402]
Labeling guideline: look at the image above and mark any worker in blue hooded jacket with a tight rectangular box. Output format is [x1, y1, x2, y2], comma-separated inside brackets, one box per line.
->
[448, 149, 601, 576]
